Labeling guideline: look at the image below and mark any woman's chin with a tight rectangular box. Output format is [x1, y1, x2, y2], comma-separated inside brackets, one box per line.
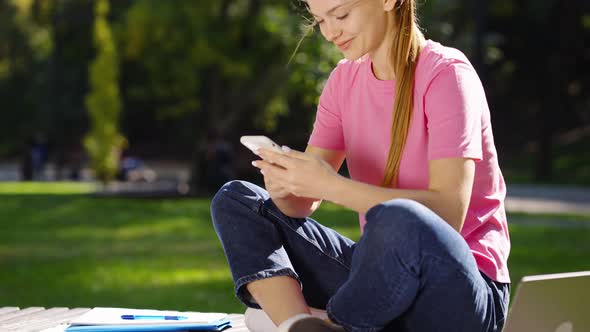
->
[341, 50, 362, 61]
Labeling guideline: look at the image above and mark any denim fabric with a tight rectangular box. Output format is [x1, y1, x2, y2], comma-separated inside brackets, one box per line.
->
[211, 180, 510, 332]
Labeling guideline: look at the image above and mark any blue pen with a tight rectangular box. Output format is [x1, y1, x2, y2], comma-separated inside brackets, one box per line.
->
[121, 315, 188, 320]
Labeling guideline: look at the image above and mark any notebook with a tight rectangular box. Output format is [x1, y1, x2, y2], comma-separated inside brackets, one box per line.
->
[503, 271, 590, 332]
[65, 307, 232, 332]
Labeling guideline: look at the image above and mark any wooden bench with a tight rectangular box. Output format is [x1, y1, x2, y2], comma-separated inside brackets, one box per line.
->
[0, 307, 249, 332]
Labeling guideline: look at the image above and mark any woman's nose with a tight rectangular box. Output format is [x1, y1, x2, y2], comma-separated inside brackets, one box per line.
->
[323, 21, 342, 42]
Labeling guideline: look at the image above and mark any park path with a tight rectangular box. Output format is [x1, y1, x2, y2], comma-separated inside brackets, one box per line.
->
[505, 184, 590, 228]
[506, 184, 590, 215]
[1, 161, 589, 227]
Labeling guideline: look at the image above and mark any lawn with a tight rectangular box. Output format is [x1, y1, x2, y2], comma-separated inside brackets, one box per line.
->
[1, 182, 589, 313]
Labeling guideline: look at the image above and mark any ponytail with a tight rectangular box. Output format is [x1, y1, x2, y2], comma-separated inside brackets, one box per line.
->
[380, 0, 424, 187]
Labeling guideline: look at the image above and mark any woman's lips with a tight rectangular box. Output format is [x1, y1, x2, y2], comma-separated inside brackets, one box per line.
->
[337, 38, 354, 51]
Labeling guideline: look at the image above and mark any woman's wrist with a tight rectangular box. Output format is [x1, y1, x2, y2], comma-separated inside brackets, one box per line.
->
[322, 172, 346, 203]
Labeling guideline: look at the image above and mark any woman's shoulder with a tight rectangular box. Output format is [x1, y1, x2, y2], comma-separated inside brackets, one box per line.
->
[416, 40, 478, 89]
[420, 40, 472, 68]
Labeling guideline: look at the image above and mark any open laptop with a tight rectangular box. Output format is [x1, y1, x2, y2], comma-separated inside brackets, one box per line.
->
[503, 271, 590, 332]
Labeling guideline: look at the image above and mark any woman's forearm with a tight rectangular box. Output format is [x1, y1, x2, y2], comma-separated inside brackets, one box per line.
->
[272, 195, 322, 219]
[323, 175, 467, 232]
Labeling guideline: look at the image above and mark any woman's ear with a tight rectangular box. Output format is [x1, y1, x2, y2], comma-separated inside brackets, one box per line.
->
[383, 0, 397, 11]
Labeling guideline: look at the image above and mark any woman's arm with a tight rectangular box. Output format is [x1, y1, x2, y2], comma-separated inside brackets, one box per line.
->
[323, 157, 475, 232]
[266, 146, 346, 218]
[255, 149, 474, 232]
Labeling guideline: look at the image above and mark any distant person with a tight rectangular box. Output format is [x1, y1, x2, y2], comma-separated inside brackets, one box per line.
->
[116, 151, 155, 182]
[20, 135, 48, 181]
[30, 134, 49, 180]
[211, 1, 510, 332]
[117, 153, 142, 181]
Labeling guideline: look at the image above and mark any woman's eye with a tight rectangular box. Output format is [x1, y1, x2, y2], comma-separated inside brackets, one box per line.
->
[336, 13, 349, 20]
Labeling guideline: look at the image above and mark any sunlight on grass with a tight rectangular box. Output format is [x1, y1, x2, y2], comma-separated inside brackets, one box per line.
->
[149, 269, 232, 287]
[0, 240, 219, 260]
[55, 218, 198, 241]
[1, 182, 589, 312]
[0, 181, 97, 194]
[73, 265, 232, 289]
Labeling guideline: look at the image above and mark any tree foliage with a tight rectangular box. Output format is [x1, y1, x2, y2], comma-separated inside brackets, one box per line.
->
[0, 0, 588, 186]
[84, 0, 126, 183]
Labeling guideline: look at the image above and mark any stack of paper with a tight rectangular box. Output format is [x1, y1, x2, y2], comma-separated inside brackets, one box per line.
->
[65, 308, 232, 331]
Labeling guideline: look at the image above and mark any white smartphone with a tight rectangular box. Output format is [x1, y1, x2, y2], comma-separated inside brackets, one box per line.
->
[240, 135, 283, 154]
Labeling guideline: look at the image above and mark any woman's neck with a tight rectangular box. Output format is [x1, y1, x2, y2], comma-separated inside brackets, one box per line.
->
[369, 27, 397, 81]
[370, 50, 395, 81]
[369, 31, 426, 81]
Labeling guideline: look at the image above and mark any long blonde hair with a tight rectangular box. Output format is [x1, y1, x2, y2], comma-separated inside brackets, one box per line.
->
[381, 0, 424, 187]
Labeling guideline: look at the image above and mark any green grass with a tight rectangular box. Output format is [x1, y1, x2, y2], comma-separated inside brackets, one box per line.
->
[0, 182, 589, 313]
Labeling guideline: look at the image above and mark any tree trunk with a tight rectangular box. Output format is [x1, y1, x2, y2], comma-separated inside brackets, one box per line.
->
[188, 67, 225, 195]
[535, 97, 554, 181]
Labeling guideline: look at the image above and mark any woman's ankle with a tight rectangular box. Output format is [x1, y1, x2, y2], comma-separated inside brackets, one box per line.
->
[277, 313, 313, 331]
[277, 314, 345, 332]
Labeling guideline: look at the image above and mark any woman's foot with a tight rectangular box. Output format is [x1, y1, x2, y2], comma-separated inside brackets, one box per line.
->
[245, 307, 331, 332]
[278, 314, 345, 332]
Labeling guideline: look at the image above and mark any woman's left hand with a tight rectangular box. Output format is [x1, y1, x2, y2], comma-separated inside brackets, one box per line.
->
[252, 146, 340, 199]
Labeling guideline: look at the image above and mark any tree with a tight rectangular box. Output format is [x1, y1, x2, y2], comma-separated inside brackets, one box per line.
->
[0, 0, 52, 156]
[84, 0, 126, 183]
[485, 0, 589, 181]
[116, 0, 341, 193]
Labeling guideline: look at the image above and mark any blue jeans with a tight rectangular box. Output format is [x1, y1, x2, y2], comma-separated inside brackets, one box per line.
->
[211, 180, 510, 332]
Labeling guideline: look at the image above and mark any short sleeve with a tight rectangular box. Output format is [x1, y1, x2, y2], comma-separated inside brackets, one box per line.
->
[424, 62, 484, 161]
[308, 67, 345, 150]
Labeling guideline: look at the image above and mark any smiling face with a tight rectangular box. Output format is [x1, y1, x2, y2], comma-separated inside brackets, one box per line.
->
[306, 0, 396, 60]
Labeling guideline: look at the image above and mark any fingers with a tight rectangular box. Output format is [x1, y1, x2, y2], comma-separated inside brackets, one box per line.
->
[252, 159, 285, 174]
[252, 160, 289, 194]
[255, 160, 291, 199]
[256, 150, 292, 168]
[257, 147, 309, 168]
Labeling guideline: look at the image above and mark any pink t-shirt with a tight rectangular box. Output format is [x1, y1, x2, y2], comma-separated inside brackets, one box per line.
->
[308, 40, 511, 283]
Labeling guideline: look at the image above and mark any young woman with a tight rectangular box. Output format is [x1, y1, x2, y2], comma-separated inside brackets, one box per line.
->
[211, 0, 511, 331]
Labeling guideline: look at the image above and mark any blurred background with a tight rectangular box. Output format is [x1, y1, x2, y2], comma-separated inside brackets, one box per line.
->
[0, 0, 588, 315]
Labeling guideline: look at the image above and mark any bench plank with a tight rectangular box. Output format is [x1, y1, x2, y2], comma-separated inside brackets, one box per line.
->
[4, 308, 91, 332]
[0, 307, 20, 316]
[0, 307, 20, 317]
[0, 307, 250, 331]
[0, 307, 45, 323]
[0, 307, 69, 327]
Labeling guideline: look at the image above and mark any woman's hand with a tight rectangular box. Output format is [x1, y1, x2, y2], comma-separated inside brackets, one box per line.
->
[259, 162, 291, 199]
[252, 146, 340, 199]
